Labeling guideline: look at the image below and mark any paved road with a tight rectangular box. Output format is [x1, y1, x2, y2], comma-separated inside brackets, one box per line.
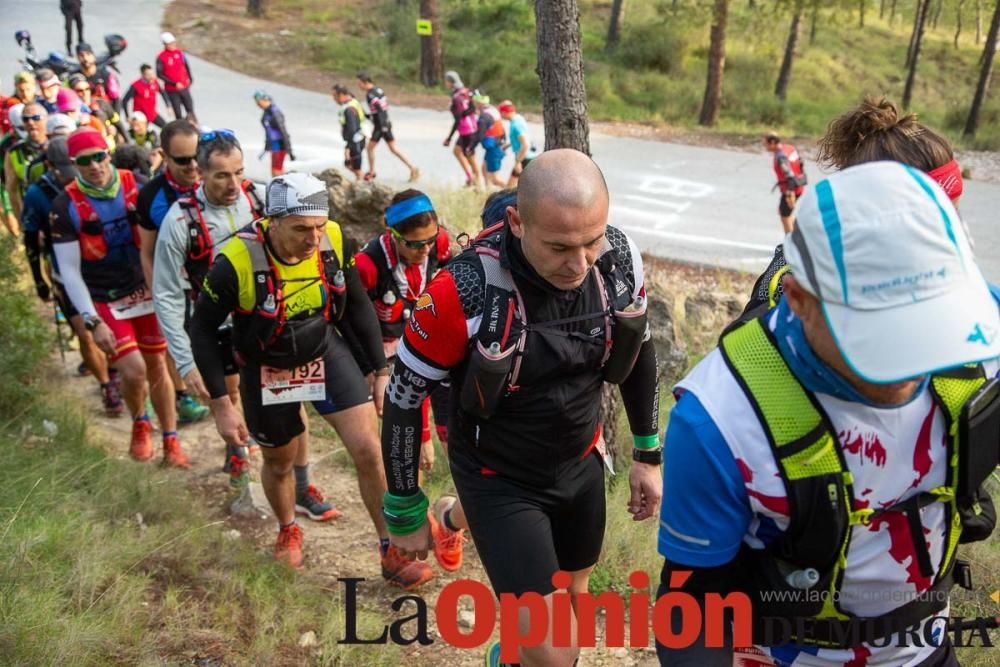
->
[5, 0, 999, 279]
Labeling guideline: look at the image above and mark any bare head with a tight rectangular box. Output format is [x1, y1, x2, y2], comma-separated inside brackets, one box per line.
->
[509, 149, 609, 291]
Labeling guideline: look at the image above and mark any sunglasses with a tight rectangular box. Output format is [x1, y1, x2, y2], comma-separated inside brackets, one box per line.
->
[199, 128, 236, 143]
[23, 114, 44, 122]
[73, 151, 108, 166]
[169, 153, 197, 165]
[391, 228, 437, 249]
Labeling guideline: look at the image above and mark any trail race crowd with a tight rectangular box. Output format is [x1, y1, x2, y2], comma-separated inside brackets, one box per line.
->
[3, 12, 1000, 667]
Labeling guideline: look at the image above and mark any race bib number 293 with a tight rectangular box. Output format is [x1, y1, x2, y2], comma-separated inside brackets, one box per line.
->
[260, 359, 326, 405]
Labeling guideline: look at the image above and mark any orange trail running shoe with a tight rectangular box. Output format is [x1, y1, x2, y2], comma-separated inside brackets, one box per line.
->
[129, 418, 154, 462]
[381, 543, 435, 590]
[274, 523, 304, 569]
[161, 434, 191, 469]
[430, 496, 465, 572]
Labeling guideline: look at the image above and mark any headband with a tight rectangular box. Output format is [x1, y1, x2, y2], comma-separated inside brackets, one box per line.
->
[926, 159, 964, 201]
[385, 194, 435, 227]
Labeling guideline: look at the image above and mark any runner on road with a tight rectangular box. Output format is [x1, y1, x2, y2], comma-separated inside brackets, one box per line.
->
[471, 92, 506, 189]
[190, 173, 434, 587]
[497, 100, 536, 187]
[157, 32, 197, 125]
[381, 150, 661, 665]
[50, 128, 190, 468]
[332, 85, 366, 181]
[763, 131, 805, 234]
[123, 64, 169, 129]
[253, 90, 293, 177]
[356, 72, 419, 183]
[442, 71, 479, 189]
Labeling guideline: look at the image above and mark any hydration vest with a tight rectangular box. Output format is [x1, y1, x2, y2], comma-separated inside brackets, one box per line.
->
[719, 316, 998, 648]
[360, 229, 449, 340]
[773, 143, 806, 193]
[64, 170, 141, 262]
[230, 220, 347, 369]
[457, 223, 648, 421]
[178, 181, 265, 296]
[8, 140, 46, 191]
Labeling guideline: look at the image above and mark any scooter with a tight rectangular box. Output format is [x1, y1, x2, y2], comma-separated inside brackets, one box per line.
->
[15, 30, 127, 78]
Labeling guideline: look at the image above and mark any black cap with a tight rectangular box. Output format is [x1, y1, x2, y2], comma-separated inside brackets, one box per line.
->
[75, 42, 93, 55]
[356, 71, 372, 82]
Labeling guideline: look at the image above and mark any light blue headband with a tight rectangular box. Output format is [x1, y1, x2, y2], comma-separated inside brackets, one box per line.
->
[385, 194, 435, 227]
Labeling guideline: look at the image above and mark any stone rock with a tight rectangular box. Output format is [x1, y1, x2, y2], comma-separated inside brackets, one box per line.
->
[223, 529, 242, 541]
[646, 293, 688, 387]
[230, 482, 273, 518]
[684, 292, 743, 335]
[298, 630, 318, 648]
[278, 29, 294, 37]
[314, 169, 394, 246]
[611, 647, 629, 659]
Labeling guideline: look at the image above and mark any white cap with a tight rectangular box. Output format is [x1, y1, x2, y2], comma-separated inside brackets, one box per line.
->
[46, 113, 77, 136]
[7, 103, 25, 137]
[784, 160, 1000, 383]
[265, 173, 329, 219]
[130, 110, 147, 123]
[160, 31, 176, 44]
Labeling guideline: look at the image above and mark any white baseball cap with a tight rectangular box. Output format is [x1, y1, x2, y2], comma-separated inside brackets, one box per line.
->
[784, 160, 1000, 383]
[160, 32, 176, 44]
[266, 173, 329, 218]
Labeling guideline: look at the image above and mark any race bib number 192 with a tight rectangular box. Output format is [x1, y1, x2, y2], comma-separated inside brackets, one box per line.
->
[260, 359, 326, 405]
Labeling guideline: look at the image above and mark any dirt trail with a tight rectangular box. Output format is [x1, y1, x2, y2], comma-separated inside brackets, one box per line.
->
[45, 332, 658, 666]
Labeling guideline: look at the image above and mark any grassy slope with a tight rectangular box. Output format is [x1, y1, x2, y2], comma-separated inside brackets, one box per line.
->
[0, 234, 395, 665]
[282, 0, 1000, 148]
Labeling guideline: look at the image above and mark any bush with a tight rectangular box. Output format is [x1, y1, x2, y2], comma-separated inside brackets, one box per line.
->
[617, 21, 691, 75]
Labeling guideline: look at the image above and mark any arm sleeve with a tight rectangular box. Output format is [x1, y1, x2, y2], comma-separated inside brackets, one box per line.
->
[620, 336, 658, 438]
[191, 256, 241, 398]
[657, 391, 752, 567]
[344, 108, 361, 142]
[382, 268, 470, 495]
[183, 55, 193, 84]
[272, 108, 291, 150]
[50, 195, 98, 317]
[152, 207, 197, 377]
[341, 245, 386, 372]
[155, 58, 173, 85]
[53, 239, 97, 318]
[121, 85, 135, 112]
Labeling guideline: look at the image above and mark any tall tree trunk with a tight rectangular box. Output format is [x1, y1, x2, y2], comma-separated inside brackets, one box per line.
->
[811, 0, 820, 43]
[775, 3, 803, 100]
[535, 0, 591, 153]
[891, 0, 898, 24]
[606, 0, 626, 51]
[860, 0, 866, 27]
[419, 0, 443, 87]
[932, 0, 945, 28]
[965, 0, 1000, 136]
[957, 0, 967, 47]
[247, 0, 265, 17]
[903, 0, 931, 108]
[880, 0, 886, 20]
[906, 0, 929, 68]
[978, 0, 984, 43]
[699, 0, 729, 126]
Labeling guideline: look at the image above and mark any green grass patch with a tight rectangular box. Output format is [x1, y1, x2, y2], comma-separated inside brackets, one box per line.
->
[0, 235, 395, 665]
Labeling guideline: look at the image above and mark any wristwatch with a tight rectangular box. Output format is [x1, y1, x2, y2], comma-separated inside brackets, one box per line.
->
[83, 314, 103, 332]
[632, 447, 663, 465]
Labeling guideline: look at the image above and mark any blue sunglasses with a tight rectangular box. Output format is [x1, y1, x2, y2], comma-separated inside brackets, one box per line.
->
[199, 128, 236, 144]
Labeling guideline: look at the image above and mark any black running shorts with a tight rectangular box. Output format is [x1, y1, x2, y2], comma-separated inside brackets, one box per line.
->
[239, 330, 371, 447]
[371, 121, 394, 143]
[449, 446, 607, 596]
